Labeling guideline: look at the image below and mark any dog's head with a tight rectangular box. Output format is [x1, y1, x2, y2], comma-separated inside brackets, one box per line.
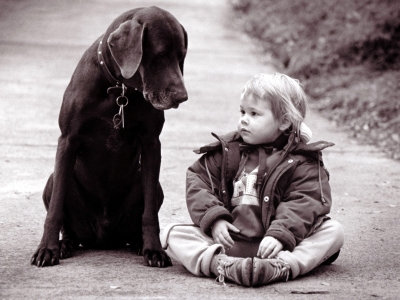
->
[107, 6, 188, 110]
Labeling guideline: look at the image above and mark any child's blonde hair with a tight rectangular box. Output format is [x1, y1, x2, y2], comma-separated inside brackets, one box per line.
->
[241, 73, 308, 133]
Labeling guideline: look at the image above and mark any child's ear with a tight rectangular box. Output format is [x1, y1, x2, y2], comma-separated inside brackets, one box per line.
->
[279, 116, 291, 131]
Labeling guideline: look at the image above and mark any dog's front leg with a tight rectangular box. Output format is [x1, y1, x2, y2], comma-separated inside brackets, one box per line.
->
[31, 135, 78, 267]
[140, 136, 172, 268]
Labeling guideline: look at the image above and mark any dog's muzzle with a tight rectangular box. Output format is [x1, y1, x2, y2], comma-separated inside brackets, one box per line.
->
[144, 89, 188, 110]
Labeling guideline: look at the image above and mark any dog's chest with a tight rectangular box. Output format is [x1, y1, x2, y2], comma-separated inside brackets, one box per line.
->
[95, 94, 144, 152]
[104, 117, 141, 152]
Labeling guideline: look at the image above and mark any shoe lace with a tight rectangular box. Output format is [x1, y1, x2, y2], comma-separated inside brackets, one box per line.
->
[215, 260, 233, 286]
[270, 258, 290, 282]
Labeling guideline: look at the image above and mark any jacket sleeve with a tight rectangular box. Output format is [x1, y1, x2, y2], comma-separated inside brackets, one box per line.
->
[265, 159, 332, 251]
[186, 151, 233, 236]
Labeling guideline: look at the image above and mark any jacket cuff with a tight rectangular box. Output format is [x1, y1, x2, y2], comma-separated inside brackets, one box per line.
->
[265, 225, 297, 251]
[200, 206, 233, 236]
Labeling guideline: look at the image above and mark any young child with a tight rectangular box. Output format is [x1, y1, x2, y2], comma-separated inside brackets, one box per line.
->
[161, 73, 344, 287]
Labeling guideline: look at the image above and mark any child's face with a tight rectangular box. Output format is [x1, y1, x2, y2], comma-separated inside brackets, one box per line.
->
[238, 92, 283, 145]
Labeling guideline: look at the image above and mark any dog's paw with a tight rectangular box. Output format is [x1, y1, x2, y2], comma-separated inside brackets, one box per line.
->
[59, 239, 75, 259]
[30, 245, 60, 267]
[143, 249, 172, 268]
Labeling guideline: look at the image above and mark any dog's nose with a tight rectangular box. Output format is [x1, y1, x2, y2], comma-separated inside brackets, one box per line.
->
[174, 89, 188, 104]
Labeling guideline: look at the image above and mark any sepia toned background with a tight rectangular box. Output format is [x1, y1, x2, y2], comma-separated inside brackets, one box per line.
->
[0, 0, 399, 298]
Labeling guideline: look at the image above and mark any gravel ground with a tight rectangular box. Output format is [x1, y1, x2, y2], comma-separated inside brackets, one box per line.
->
[0, 0, 399, 299]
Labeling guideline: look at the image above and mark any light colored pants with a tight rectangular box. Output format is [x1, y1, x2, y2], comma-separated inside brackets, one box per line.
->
[160, 219, 344, 279]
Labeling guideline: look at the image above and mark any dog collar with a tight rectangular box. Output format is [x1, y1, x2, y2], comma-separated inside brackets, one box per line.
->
[97, 38, 121, 87]
[97, 37, 129, 130]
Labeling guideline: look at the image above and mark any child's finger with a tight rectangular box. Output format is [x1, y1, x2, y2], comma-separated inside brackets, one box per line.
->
[227, 223, 240, 233]
[214, 233, 230, 249]
[220, 234, 234, 248]
[261, 248, 272, 259]
[267, 247, 279, 259]
[257, 241, 268, 257]
[224, 232, 235, 246]
[261, 243, 276, 258]
[267, 243, 283, 258]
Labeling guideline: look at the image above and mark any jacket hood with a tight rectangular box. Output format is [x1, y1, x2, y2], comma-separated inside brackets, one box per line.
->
[193, 131, 241, 154]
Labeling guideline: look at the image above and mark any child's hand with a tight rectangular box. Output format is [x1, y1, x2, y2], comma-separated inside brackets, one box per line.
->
[211, 219, 240, 250]
[257, 236, 283, 259]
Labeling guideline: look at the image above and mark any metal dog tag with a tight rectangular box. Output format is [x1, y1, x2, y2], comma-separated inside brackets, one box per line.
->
[113, 113, 122, 129]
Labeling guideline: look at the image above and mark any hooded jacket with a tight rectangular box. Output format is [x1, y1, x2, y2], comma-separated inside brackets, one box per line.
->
[186, 130, 334, 251]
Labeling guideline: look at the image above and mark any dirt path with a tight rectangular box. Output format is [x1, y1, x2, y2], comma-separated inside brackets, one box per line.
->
[0, 0, 399, 299]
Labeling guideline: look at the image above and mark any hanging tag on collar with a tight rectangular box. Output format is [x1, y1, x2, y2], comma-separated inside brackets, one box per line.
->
[113, 83, 128, 129]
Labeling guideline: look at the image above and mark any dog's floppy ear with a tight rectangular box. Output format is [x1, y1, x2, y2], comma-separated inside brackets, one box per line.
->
[107, 20, 144, 79]
[179, 25, 188, 75]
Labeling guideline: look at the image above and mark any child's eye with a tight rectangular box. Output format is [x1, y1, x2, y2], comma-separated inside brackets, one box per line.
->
[240, 110, 245, 115]
[251, 112, 257, 116]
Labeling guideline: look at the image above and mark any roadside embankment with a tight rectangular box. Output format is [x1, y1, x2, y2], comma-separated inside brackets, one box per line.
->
[230, 0, 400, 159]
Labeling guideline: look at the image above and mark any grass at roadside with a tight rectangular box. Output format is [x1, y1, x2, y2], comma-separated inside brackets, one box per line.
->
[230, 0, 400, 159]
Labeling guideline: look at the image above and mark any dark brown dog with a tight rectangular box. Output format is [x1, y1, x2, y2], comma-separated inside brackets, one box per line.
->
[30, 6, 187, 267]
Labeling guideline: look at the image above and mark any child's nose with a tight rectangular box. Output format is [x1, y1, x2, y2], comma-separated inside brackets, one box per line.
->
[241, 116, 249, 125]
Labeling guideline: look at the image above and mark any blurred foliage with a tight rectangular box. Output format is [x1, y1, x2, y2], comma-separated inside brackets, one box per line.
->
[231, 0, 400, 159]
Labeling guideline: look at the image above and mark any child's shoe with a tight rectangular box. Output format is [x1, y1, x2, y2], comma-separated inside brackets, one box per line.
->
[252, 257, 290, 286]
[214, 254, 252, 287]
